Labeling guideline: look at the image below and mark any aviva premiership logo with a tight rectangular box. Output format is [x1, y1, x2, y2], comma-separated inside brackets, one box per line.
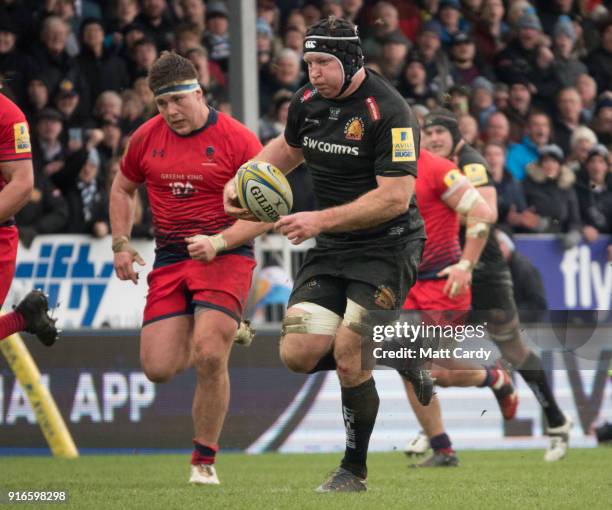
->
[391, 127, 416, 162]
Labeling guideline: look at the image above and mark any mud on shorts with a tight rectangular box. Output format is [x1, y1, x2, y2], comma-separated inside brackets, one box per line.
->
[143, 254, 256, 326]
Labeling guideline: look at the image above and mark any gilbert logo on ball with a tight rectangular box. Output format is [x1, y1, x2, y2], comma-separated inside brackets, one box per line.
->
[235, 161, 293, 222]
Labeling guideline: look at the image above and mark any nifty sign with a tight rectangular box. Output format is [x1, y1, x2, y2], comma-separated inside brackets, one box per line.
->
[514, 235, 611, 311]
[7, 235, 154, 328]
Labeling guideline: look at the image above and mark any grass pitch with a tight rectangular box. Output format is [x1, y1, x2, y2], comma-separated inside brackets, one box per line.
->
[3, 449, 611, 510]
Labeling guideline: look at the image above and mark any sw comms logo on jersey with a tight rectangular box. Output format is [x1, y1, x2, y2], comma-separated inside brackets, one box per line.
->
[13, 122, 31, 153]
[302, 136, 359, 156]
[344, 117, 365, 141]
[391, 128, 416, 162]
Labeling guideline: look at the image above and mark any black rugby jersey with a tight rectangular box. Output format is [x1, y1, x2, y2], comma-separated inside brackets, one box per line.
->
[284, 69, 425, 248]
[456, 144, 508, 277]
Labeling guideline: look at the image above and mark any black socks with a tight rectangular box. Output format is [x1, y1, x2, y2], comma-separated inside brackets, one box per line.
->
[339, 377, 379, 479]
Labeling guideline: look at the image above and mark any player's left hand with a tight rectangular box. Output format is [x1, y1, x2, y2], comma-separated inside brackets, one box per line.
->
[438, 262, 472, 298]
[275, 212, 322, 245]
[185, 235, 217, 262]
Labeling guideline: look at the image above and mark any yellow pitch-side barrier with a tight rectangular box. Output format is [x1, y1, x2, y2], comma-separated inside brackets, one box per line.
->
[1, 333, 78, 458]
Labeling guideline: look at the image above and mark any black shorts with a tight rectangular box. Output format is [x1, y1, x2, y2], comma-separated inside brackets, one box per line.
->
[470, 273, 519, 330]
[288, 238, 424, 319]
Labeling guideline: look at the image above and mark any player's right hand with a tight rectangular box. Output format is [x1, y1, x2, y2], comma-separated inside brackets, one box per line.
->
[113, 240, 145, 285]
[223, 179, 258, 221]
[437, 260, 472, 298]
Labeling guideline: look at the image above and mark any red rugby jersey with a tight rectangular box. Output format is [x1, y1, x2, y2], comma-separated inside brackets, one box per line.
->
[0, 93, 32, 183]
[0, 93, 32, 225]
[416, 149, 464, 279]
[121, 109, 262, 265]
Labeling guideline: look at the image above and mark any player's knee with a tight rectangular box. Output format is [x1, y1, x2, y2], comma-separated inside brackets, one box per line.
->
[279, 335, 317, 373]
[141, 360, 177, 384]
[192, 346, 228, 375]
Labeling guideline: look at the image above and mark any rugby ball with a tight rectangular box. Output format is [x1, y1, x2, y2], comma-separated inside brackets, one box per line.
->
[234, 161, 293, 222]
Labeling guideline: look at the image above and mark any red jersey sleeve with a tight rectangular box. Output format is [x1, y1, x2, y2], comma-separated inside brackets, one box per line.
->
[234, 123, 263, 171]
[120, 130, 146, 183]
[0, 96, 31, 162]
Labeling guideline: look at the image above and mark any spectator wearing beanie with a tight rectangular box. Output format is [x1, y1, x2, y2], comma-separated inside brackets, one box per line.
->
[471, 76, 497, 127]
[397, 53, 438, 109]
[50, 145, 109, 237]
[413, 21, 451, 93]
[495, 9, 543, 84]
[430, 0, 469, 46]
[203, 1, 230, 72]
[448, 32, 490, 87]
[552, 15, 588, 88]
[522, 144, 582, 247]
[504, 75, 533, 143]
[379, 32, 411, 87]
[575, 144, 612, 242]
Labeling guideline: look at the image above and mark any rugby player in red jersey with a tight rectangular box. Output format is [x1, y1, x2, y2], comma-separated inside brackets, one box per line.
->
[0, 91, 58, 346]
[406, 108, 571, 464]
[400, 146, 517, 467]
[110, 53, 269, 485]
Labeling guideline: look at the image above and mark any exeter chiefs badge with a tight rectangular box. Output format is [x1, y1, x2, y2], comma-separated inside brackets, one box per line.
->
[374, 285, 397, 310]
[344, 117, 365, 141]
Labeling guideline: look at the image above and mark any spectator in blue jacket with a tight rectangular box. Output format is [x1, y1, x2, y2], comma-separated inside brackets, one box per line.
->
[506, 110, 552, 181]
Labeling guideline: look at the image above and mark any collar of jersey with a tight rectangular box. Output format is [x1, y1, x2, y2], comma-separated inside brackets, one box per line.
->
[172, 108, 218, 138]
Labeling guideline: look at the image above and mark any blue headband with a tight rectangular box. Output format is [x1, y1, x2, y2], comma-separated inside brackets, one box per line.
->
[154, 79, 200, 98]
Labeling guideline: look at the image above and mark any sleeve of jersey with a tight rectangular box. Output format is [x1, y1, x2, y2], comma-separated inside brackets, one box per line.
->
[120, 132, 146, 183]
[437, 164, 466, 200]
[283, 92, 304, 149]
[0, 116, 32, 162]
[373, 107, 419, 177]
[237, 125, 263, 168]
[460, 159, 492, 188]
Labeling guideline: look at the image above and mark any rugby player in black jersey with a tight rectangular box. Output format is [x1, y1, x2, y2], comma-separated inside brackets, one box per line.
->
[224, 16, 429, 492]
[404, 108, 571, 465]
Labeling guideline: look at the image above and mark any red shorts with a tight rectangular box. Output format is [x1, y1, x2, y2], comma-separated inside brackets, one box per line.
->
[0, 227, 18, 308]
[143, 255, 256, 326]
[403, 279, 471, 326]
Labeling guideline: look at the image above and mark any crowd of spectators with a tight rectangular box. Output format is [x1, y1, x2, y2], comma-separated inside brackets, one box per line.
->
[0, 0, 610, 254]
